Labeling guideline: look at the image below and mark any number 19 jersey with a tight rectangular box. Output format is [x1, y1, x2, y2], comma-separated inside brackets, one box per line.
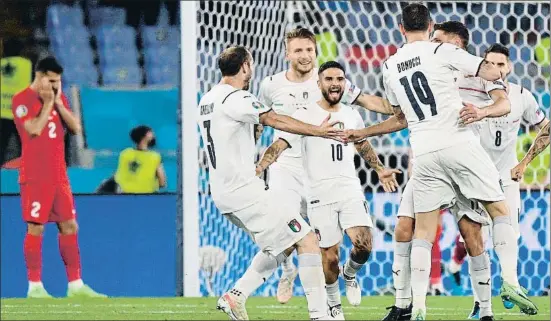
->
[383, 41, 485, 157]
[197, 84, 271, 213]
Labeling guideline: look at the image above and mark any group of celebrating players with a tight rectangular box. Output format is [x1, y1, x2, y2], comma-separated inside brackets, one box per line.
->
[200, 2, 549, 321]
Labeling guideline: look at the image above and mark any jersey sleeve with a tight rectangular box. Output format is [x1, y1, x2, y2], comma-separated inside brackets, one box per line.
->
[522, 89, 546, 125]
[382, 67, 400, 107]
[435, 43, 484, 76]
[277, 108, 307, 148]
[481, 78, 506, 94]
[258, 77, 272, 106]
[11, 93, 38, 127]
[341, 79, 362, 105]
[225, 91, 272, 124]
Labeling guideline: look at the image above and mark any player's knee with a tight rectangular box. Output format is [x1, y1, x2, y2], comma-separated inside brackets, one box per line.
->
[458, 218, 484, 257]
[295, 231, 320, 254]
[395, 217, 414, 242]
[351, 227, 373, 258]
[58, 219, 78, 235]
[27, 222, 44, 236]
[321, 247, 340, 282]
[482, 200, 509, 219]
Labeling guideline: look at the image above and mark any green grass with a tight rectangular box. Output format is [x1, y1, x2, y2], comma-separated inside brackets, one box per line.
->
[1, 296, 549, 320]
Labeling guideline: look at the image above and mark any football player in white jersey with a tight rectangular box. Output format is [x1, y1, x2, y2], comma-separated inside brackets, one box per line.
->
[343, 3, 529, 320]
[256, 61, 401, 319]
[199, 46, 347, 320]
[257, 27, 394, 304]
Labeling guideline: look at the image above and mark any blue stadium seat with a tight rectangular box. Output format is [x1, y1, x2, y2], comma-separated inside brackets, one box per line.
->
[48, 25, 90, 48]
[143, 46, 179, 68]
[101, 65, 142, 86]
[145, 64, 178, 86]
[94, 25, 137, 48]
[89, 7, 126, 28]
[141, 26, 179, 48]
[98, 45, 139, 68]
[63, 65, 99, 87]
[47, 4, 85, 32]
[53, 44, 95, 69]
[155, 125, 178, 150]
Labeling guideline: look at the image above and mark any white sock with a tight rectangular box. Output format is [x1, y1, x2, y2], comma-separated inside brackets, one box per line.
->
[393, 241, 412, 309]
[469, 253, 492, 318]
[410, 239, 432, 312]
[68, 279, 84, 290]
[326, 280, 341, 307]
[492, 216, 520, 287]
[343, 257, 363, 279]
[233, 252, 278, 299]
[281, 254, 297, 276]
[29, 281, 43, 289]
[298, 253, 328, 319]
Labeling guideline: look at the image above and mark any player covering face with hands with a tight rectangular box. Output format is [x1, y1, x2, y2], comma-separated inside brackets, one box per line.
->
[11, 56, 105, 298]
[255, 61, 400, 319]
[199, 46, 347, 320]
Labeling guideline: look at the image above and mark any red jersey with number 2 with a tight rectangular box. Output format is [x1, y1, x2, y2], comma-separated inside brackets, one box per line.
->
[12, 87, 69, 184]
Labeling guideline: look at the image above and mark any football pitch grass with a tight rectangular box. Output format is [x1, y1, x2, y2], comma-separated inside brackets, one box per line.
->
[1, 296, 549, 320]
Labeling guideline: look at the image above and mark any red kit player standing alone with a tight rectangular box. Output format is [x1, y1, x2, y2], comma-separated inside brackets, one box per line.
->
[11, 56, 105, 298]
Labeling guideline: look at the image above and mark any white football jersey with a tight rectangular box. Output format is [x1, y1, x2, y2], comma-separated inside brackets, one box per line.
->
[258, 68, 362, 170]
[465, 82, 546, 186]
[383, 41, 486, 157]
[279, 102, 365, 206]
[198, 84, 271, 213]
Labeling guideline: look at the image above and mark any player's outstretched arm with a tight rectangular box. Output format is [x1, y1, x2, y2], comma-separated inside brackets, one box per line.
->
[460, 89, 511, 125]
[344, 106, 407, 142]
[55, 89, 82, 134]
[512, 119, 550, 182]
[354, 139, 400, 192]
[259, 110, 344, 141]
[476, 60, 502, 81]
[354, 94, 394, 115]
[255, 138, 290, 176]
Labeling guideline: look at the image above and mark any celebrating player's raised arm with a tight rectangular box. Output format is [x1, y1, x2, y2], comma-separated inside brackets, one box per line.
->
[259, 110, 344, 141]
[460, 88, 511, 124]
[511, 120, 550, 182]
[344, 106, 407, 142]
[255, 138, 291, 176]
[54, 85, 82, 134]
[354, 93, 394, 115]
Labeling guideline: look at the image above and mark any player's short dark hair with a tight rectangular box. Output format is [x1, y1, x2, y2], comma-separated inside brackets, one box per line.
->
[318, 61, 345, 76]
[218, 46, 251, 77]
[400, 3, 432, 32]
[285, 27, 317, 47]
[130, 125, 152, 144]
[485, 43, 510, 58]
[434, 21, 469, 48]
[35, 56, 63, 74]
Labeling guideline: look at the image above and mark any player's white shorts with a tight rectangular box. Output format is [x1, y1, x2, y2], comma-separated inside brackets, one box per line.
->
[398, 180, 490, 226]
[224, 187, 311, 257]
[308, 198, 373, 248]
[268, 163, 308, 218]
[411, 140, 505, 213]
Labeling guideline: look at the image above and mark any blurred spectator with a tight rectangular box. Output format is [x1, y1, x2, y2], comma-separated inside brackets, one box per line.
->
[0, 54, 32, 165]
[112, 125, 166, 193]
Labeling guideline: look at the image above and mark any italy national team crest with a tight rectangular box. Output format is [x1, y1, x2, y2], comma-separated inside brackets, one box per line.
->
[288, 219, 302, 233]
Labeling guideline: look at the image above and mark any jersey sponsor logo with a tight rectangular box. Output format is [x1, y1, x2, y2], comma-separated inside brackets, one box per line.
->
[15, 104, 28, 118]
[288, 219, 302, 233]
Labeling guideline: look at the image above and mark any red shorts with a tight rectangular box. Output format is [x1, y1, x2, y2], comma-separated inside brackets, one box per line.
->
[20, 182, 76, 224]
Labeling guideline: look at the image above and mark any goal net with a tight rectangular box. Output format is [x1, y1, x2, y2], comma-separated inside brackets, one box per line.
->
[193, 1, 550, 297]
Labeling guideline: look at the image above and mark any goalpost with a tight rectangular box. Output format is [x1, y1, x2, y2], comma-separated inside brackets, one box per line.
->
[180, 1, 550, 297]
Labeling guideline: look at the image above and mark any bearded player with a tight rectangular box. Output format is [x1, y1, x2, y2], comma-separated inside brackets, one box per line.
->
[11, 56, 106, 298]
[256, 61, 400, 318]
[258, 27, 394, 305]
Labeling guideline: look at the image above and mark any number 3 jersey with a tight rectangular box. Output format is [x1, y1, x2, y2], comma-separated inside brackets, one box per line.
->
[383, 41, 486, 158]
[12, 87, 69, 184]
[198, 84, 272, 213]
[279, 102, 365, 206]
[457, 76, 546, 186]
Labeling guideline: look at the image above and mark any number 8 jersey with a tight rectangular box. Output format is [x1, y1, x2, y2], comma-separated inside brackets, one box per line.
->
[383, 41, 487, 157]
[198, 84, 272, 213]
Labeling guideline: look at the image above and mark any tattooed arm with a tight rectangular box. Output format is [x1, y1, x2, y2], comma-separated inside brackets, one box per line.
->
[354, 139, 401, 192]
[255, 138, 291, 176]
[344, 106, 408, 142]
[354, 94, 394, 115]
[511, 119, 550, 182]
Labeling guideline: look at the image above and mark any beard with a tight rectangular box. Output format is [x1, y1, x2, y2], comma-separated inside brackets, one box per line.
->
[243, 74, 252, 91]
[321, 89, 344, 105]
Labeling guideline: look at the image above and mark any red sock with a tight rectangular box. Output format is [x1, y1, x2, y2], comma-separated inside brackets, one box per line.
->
[430, 224, 443, 285]
[58, 234, 82, 282]
[452, 234, 468, 265]
[24, 233, 43, 282]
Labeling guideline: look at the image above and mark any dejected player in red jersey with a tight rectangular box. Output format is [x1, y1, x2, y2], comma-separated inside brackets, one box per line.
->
[12, 56, 106, 298]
